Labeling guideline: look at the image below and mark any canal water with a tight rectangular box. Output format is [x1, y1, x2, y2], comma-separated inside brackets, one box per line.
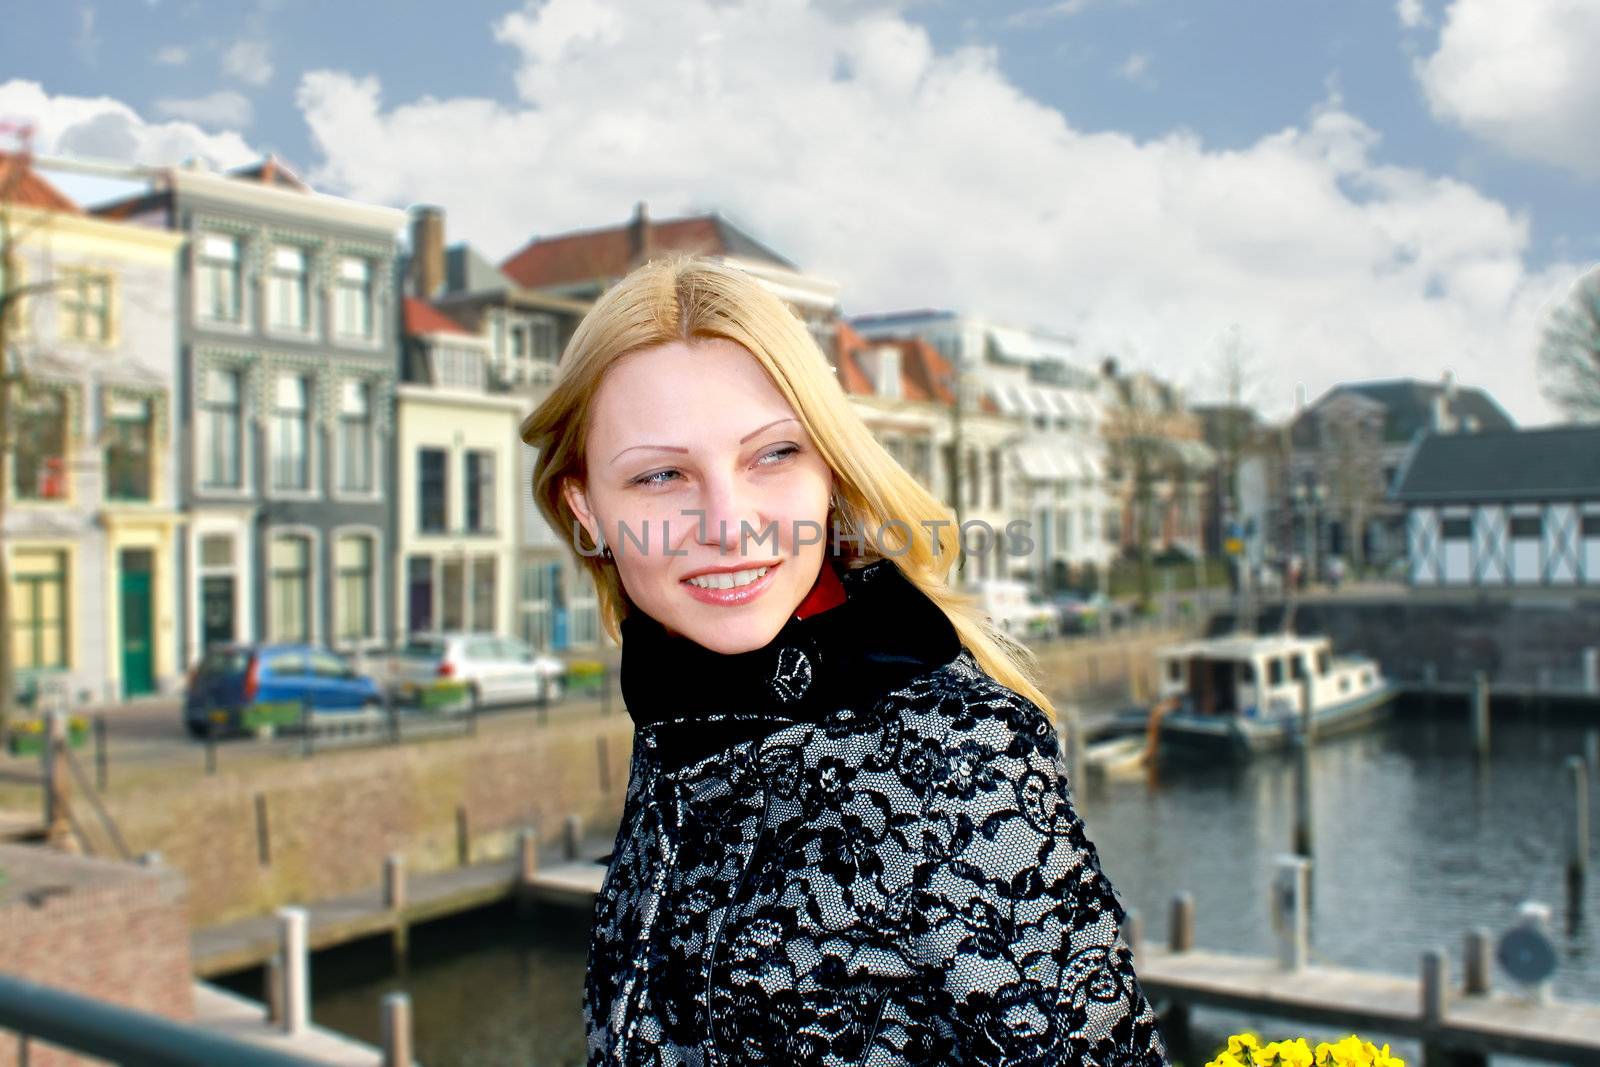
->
[221, 698, 1600, 1066]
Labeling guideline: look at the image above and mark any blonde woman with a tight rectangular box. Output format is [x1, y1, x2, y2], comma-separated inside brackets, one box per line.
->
[521, 255, 1169, 1066]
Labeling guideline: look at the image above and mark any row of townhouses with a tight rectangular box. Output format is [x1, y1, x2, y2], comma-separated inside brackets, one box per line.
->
[7, 149, 1560, 707]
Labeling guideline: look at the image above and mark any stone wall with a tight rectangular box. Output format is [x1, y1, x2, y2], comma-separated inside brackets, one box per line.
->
[102, 713, 636, 928]
[0, 845, 192, 1067]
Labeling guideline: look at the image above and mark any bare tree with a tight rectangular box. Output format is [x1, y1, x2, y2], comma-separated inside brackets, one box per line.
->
[1538, 265, 1600, 422]
[1314, 403, 1384, 570]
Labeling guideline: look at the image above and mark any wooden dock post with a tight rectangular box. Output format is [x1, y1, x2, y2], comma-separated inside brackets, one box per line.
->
[517, 827, 540, 917]
[276, 906, 310, 1036]
[1471, 672, 1490, 760]
[1421, 948, 1447, 1027]
[381, 991, 414, 1067]
[385, 853, 409, 966]
[255, 794, 272, 867]
[1568, 756, 1589, 927]
[456, 804, 471, 867]
[1464, 927, 1491, 995]
[1292, 723, 1314, 858]
[564, 813, 582, 861]
[1273, 854, 1310, 971]
[1162, 893, 1194, 1062]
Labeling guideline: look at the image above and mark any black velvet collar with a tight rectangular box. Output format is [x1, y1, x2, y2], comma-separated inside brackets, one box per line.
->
[619, 556, 963, 770]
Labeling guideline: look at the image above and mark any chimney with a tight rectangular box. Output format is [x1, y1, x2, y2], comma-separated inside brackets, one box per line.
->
[628, 201, 651, 263]
[409, 205, 445, 299]
[1432, 392, 1455, 433]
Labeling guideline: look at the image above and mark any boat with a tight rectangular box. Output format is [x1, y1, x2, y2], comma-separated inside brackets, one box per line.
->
[1082, 735, 1150, 780]
[1151, 632, 1398, 759]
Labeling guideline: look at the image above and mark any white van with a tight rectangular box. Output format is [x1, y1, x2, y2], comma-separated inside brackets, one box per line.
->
[973, 580, 1057, 640]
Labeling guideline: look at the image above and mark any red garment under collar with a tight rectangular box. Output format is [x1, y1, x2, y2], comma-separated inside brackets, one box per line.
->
[792, 557, 847, 620]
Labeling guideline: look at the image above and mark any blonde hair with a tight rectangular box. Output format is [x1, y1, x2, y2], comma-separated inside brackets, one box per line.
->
[519, 253, 1056, 722]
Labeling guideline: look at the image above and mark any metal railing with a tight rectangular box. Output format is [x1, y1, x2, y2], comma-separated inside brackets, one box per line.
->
[0, 972, 327, 1066]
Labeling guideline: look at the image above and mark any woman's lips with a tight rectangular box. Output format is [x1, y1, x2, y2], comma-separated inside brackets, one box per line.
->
[680, 560, 782, 606]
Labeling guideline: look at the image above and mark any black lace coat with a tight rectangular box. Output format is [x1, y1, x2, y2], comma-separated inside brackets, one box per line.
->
[589, 558, 1170, 1066]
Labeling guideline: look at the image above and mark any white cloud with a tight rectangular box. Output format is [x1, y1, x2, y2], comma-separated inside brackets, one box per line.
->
[1415, 0, 1600, 178]
[1397, 0, 1427, 29]
[154, 89, 253, 128]
[154, 45, 190, 66]
[75, 5, 100, 65]
[286, 0, 1573, 425]
[222, 38, 274, 87]
[1116, 51, 1153, 86]
[0, 79, 258, 169]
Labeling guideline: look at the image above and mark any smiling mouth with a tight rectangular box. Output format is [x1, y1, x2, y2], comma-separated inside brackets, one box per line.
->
[681, 563, 779, 591]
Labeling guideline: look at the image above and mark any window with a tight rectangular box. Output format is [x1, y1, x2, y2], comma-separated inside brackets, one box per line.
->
[1441, 517, 1472, 540]
[433, 344, 485, 390]
[472, 556, 496, 632]
[269, 535, 311, 641]
[197, 234, 243, 324]
[1316, 651, 1331, 676]
[1166, 661, 1181, 683]
[337, 380, 373, 493]
[335, 534, 374, 644]
[11, 549, 68, 670]
[200, 368, 244, 489]
[419, 448, 448, 533]
[1584, 515, 1600, 538]
[268, 246, 312, 332]
[967, 449, 980, 508]
[104, 394, 153, 501]
[272, 374, 311, 491]
[1238, 661, 1255, 684]
[59, 269, 112, 342]
[465, 451, 495, 534]
[334, 255, 376, 340]
[1290, 655, 1307, 682]
[200, 533, 234, 568]
[13, 387, 68, 501]
[309, 651, 351, 679]
[441, 558, 465, 630]
[910, 439, 932, 485]
[1268, 658, 1285, 686]
[1509, 515, 1542, 540]
[989, 449, 1001, 508]
[406, 556, 434, 634]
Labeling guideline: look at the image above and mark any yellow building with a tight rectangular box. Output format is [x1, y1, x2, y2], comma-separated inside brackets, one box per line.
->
[2, 158, 185, 704]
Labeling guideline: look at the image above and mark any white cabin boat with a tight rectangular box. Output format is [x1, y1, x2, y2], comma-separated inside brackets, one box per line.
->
[1153, 633, 1397, 758]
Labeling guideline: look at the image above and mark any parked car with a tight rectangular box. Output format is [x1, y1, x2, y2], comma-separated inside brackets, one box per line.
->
[387, 633, 566, 711]
[183, 644, 382, 739]
[1051, 592, 1100, 634]
[973, 580, 1058, 640]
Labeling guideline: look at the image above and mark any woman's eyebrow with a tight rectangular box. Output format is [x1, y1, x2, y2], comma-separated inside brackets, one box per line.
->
[611, 417, 800, 463]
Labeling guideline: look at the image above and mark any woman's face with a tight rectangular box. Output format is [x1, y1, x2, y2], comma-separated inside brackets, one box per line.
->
[565, 337, 834, 655]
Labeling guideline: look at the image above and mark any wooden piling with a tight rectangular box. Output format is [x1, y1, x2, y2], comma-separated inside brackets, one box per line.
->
[1421, 948, 1447, 1025]
[264, 952, 284, 1025]
[1169, 892, 1194, 953]
[564, 813, 582, 861]
[517, 827, 540, 917]
[1274, 854, 1310, 971]
[276, 906, 309, 1036]
[254, 794, 271, 867]
[1568, 756, 1589, 927]
[1464, 928, 1491, 995]
[1292, 726, 1313, 858]
[381, 991, 413, 1067]
[385, 853, 408, 966]
[1587, 730, 1600, 781]
[455, 805, 471, 867]
[1472, 673, 1490, 760]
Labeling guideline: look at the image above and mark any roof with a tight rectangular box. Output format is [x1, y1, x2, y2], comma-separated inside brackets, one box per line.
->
[226, 155, 311, 192]
[402, 297, 472, 337]
[1390, 425, 1600, 502]
[1159, 634, 1331, 661]
[832, 324, 983, 410]
[0, 153, 80, 214]
[1295, 378, 1515, 447]
[500, 209, 796, 290]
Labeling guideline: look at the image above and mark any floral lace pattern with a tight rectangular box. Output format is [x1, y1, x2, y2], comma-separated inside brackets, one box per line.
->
[585, 648, 1171, 1066]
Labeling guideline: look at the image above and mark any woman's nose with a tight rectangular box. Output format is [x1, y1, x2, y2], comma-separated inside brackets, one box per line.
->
[695, 477, 763, 552]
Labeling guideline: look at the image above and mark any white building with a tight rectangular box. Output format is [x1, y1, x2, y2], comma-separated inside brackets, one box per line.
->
[1392, 425, 1600, 587]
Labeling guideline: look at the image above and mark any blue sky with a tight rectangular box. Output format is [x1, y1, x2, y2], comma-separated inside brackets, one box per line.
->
[3, 0, 1597, 424]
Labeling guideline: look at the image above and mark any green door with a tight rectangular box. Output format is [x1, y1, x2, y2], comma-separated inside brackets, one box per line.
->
[120, 549, 155, 698]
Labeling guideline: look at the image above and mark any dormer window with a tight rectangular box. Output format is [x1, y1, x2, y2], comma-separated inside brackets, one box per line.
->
[875, 345, 900, 399]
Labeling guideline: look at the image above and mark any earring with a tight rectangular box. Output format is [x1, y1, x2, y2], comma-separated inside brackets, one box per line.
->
[596, 528, 613, 561]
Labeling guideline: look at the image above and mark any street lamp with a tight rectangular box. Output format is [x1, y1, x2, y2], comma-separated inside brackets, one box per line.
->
[1291, 479, 1325, 586]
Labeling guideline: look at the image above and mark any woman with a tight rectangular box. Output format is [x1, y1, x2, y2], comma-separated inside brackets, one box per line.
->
[521, 255, 1169, 1066]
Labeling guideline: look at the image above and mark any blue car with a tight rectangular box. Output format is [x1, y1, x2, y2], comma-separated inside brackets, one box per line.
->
[183, 643, 383, 739]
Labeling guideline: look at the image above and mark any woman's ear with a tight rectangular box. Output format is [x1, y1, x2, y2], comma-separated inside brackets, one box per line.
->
[563, 477, 597, 544]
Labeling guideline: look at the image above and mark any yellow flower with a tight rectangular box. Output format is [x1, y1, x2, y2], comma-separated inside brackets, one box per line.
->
[1250, 1042, 1284, 1067]
[1204, 1053, 1247, 1067]
[1275, 1039, 1314, 1067]
[1228, 1033, 1262, 1056]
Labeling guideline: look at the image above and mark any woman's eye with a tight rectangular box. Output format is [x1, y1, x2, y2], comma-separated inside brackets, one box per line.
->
[631, 468, 681, 488]
[759, 445, 800, 465]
